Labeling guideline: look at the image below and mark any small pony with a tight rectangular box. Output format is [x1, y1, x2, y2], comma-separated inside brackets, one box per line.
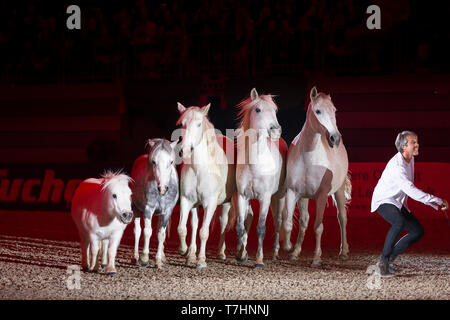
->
[130, 138, 179, 269]
[71, 171, 133, 275]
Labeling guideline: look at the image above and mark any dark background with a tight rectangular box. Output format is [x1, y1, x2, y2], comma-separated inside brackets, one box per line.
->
[0, 0, 449, 206]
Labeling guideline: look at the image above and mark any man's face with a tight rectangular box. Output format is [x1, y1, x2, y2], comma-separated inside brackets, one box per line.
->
[402, 135, 419, 157]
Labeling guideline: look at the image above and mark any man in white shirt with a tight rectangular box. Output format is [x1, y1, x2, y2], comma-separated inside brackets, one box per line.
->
[371, 131, 448, 277]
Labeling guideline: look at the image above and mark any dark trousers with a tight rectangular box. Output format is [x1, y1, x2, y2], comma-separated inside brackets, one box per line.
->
[376, 203, 425, 260]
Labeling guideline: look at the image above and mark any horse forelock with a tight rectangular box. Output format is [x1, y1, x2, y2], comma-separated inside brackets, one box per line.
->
[101, 170, 132, 191]
[236, 94, 277, 133]
[148, 139, 174, 158]
[310, 93, 336, 112]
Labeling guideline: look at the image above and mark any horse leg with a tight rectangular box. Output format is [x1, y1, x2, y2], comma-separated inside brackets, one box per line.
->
[140, 214, 153, 267]
[101, 239, 109, 268]
[177, 197, 192, 256]
[133, 216, 141, 264]
[187, 208, 198, 265]
[312, 194, 327, 266]
[290, 198, 310, 260]
[105, 233, 122, 276]
[283, 188, 298, 252]
[270, 195, 284, 260]
[335, 186, 349, 260]
[235, 194, 249, 263]
[155, 214, 170, 270]
[197, 201, 217, 269]
[255, 197, 271, 267]
[88, 238, 100, 272]
[79, 234, 89, 271]
[217, 202, 230, 260]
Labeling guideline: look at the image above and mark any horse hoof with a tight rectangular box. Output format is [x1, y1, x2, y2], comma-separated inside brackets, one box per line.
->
[339, 254, 349, 261]
[179, 247, 188, 256]
[236, 252, 248, 264]
[107, 271, 116, 276]
[288, 254, 298, 261]
[236, 255, 248, 264]
[254, 263, 265, 268]
[140, 260, 149, 267]
[218, 254, 226, 261]
[196, 263, 207, 270]
[311, 260, 321, 267]
[101, 264, 107, 269]
[156, 264, 164, 270]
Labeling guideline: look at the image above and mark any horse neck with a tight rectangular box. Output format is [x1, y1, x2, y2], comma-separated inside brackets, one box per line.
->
[237, 127, 272, 165]
[191, 134, 221, 174]
[300, 116, 322, 150]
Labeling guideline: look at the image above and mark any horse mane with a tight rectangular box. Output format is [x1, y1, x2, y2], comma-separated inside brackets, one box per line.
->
[101, 170, 133, 191]
[236, 94, 278, 135]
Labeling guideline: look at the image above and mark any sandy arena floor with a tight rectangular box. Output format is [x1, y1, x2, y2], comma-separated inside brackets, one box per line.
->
[0, 234, 448, 300]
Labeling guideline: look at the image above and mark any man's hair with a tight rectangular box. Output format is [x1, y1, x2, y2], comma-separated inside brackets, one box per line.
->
[395, 130, 417, 153]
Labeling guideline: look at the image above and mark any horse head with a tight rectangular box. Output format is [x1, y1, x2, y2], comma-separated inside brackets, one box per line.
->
[239, 88, 281, 141]
[176, 102, 212, 159]
[308, 86, 341, 148]
[101, 171, 133, 224]
[147, 138, 178, 195]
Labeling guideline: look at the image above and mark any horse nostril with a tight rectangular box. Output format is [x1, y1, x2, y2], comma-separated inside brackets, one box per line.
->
[330, 136, 335, 142]
[157, 186, 161, 192]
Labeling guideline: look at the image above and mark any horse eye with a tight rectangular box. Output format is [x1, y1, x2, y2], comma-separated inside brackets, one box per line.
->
[170, 160, 174, 164]
[315, 110, 321, 115]
[152, 160, 156, 164]
[112, 194, 117, 199]
[255, 108, 261, 113]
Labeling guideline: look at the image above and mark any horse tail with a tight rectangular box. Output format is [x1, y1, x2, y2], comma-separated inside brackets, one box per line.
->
[344, 171, 352, 206]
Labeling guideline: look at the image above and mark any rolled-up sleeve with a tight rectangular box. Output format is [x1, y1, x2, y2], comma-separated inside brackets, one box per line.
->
[393, 164, 441, 210]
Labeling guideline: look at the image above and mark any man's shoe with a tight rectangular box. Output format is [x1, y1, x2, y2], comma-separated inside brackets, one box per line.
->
[377, 257, 395, 278]
[388, 256, 401, 274]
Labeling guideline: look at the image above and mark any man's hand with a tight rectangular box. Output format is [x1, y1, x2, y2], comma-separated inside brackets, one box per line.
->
[441, 199, 448, 211]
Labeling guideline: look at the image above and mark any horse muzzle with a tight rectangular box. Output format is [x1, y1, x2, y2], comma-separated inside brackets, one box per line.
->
[268, 125, 282, 141]
[328, 133, 341, 148]
[119, 211, 133, 224]
[158, 185, 168, 196]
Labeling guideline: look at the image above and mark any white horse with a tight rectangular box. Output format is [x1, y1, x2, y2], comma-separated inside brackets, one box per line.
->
[176, 102, 237, 269]
[283, 87, 351, 266]
[233, 88, 287, 267]
[131, 138, 179, 269]
[71, 171, 133, 275]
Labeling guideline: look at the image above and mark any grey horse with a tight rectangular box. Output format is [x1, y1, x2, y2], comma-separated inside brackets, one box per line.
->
[131, 138, 179, 269]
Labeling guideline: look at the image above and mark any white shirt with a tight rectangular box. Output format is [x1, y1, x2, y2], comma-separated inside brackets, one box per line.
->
[371, 152, 442, 212]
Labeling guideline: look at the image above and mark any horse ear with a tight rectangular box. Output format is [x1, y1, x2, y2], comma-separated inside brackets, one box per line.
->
[201, 103, 211, 115]
[177, 102, 186, 114]
[146, 139, 157, 150]
[250, 88, 258, 101]
[310, 87, 318, 101]
[170, 140, 178, 150]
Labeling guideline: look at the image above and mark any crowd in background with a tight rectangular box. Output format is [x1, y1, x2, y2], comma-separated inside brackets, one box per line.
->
[0, 0, 448, 82]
